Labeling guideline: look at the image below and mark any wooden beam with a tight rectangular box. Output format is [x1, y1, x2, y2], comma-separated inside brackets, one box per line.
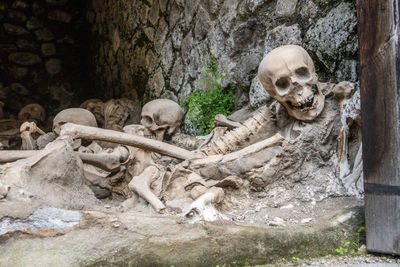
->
[358, 0, 400, 255]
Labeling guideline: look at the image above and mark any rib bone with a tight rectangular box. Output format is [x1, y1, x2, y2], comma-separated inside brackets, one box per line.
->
[200, 106, 273, 156]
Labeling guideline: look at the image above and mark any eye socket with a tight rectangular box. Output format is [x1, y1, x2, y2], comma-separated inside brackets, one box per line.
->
[141, 116, 153, 127]
[295, 67, 310, 79]
[275, 77, 290, 89]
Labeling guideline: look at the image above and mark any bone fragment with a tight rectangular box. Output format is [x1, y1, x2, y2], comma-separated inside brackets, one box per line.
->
[20, 121, 46, 150]
[60, 123, 198, 160]
[128, 165, 165, 212]
[77, 146, 129, 172]
[214, 114, 242, 129]
[184, 187, 225, 222]
[20, 131, 35, 150]
[190, 133, 285, 167]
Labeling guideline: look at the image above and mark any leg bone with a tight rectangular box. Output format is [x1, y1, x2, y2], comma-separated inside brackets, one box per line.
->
[128, 165, 165, 212]
[60, 123, 198, 160]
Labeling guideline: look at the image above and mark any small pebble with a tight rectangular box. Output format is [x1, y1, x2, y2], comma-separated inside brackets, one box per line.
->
[280, 204, 294, 209]
[301, 218, 312, 224]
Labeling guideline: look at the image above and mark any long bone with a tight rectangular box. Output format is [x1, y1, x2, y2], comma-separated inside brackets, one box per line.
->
[128, 165, 166, 212]
[190, 133, 285, 167]
[0, 147, 129, 172]
[77, 146, 129, 172]
[60, 123, 198, 160]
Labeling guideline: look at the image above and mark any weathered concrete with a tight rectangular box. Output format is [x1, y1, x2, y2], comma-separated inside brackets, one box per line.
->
[0, 206, 364, 266]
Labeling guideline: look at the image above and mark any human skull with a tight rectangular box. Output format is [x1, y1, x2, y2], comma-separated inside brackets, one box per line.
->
[258, 45, 325, 121]
[53, 108, 97, 136]
[141, 99, 184, 140]
[18, 104, 46, 124]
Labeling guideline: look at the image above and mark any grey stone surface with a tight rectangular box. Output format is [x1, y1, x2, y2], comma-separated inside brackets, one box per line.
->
[250, 76, 271, 108]
[306, 2, 358, 73]
[0, 208, 84, 235]
[0, 206, 365, 266]
[88, 0, 359, 133]
[275, 0, 298, 17]
[264, 24, 303, 55]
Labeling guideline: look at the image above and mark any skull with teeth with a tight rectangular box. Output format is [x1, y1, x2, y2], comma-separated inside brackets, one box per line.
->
[258, 45, 325, 121]
[140, 99, 184, 141]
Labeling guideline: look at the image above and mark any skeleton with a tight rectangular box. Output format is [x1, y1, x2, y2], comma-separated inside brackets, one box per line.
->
[258, 45, 362, 196]
[0, 45, 363, 221]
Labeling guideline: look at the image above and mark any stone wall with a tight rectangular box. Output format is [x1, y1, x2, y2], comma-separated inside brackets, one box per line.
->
[0, 0, 92, 118]
[89, 0, 358, 116]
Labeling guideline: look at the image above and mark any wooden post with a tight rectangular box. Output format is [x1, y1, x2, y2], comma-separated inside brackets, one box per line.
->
[358, 0, 400, 255]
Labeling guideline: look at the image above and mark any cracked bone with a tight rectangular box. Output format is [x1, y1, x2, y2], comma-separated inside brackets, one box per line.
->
[184, 187, 225, 222]
[128, 165, 165, 212]
[60, 123, 198, 160]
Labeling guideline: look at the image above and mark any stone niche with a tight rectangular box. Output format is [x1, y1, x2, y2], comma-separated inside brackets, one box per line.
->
[0, 0, 93, 122]
[88, 0, 358, 134]
[0, 0, 359, 133]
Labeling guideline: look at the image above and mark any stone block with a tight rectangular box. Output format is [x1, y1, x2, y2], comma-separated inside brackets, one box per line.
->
[8, 52, 41, 65]
[3, 23, 28, 35]
[41, 43, 56, 56]
[275, 0, 298, 17]
[48, 10, 72, 23]
[45, 58, 62, 75]
[34, 28, 54, 41]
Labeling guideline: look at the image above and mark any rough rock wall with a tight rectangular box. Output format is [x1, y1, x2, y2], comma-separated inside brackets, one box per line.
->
[0, 0, 92, 118]
[89, 0, 358, 112]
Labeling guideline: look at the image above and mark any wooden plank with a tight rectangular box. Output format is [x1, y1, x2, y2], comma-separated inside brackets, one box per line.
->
[358, 0, 400, 255]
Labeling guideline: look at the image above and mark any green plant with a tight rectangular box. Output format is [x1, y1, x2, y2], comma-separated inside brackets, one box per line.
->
[335, 226, 366, 256]
[182, 56, 235, 135]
